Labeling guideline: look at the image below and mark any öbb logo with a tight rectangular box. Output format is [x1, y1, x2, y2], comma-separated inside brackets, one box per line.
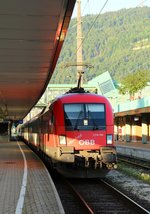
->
[79, 139, 95, 145]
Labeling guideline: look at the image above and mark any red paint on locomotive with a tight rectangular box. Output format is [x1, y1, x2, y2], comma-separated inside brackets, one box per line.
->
[20, 92, 117, 178]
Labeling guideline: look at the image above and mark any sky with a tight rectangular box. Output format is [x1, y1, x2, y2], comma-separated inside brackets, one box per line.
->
[72, 0, 150, 17]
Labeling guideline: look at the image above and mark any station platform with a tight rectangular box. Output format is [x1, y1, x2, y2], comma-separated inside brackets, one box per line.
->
[0, 135, 65, 214]
[115, 140, 150, 161]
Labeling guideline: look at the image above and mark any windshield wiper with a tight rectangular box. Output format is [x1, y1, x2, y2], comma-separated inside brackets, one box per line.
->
[88, 110, 99, 130]
[74, 110, 83, 130]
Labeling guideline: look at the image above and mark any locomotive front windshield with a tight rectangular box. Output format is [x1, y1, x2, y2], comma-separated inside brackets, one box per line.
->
[64, 103, 106, 131]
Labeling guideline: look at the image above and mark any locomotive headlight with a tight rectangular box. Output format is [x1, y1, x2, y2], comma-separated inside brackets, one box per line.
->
[107, 134, 113, 145]
[59, 135, 66, 145]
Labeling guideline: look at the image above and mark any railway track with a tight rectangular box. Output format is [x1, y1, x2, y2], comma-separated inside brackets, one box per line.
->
[22, 138, 150, 213]
[53, 175, 150, 214]
[118, 155, 150, 170]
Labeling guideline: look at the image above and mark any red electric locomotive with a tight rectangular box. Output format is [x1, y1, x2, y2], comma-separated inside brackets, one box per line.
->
[20, 87, 117, 178]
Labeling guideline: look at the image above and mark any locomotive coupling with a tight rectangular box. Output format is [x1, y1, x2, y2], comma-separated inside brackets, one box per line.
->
[75, 150, 103, 169]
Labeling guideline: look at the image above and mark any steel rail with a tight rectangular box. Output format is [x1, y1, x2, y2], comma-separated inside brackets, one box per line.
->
[100, 179, 150, 214]
[64, 178, 94, 214]
[118, 156, 150, 170]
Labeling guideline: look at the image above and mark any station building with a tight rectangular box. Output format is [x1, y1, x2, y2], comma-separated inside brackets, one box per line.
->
[114, 95, 150, 144]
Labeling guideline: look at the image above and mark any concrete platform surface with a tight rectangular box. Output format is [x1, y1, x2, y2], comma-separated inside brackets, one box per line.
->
[0, 135, 65, 214]
[115, 140, 150, 161]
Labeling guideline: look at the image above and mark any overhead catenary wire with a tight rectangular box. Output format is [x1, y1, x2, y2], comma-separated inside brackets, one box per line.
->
[60, 0, 109, 83]
[76, 0, 109, 54]
[55, 0, 149, 84]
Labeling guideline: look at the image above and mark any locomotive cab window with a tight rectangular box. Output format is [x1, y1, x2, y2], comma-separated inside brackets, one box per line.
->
[64, 103, 106, 131]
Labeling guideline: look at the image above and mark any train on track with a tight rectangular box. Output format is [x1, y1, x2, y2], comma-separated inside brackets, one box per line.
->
[19, 87, 117, 178]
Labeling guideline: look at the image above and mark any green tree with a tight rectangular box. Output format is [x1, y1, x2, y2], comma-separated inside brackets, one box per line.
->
[118, 70, 150, 99]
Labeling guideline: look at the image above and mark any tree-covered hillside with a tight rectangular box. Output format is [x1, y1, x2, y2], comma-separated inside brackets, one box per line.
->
[51, 7, 150, 84]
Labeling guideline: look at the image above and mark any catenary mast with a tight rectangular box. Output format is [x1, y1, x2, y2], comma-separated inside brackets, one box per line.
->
[77, 0, 83, 87]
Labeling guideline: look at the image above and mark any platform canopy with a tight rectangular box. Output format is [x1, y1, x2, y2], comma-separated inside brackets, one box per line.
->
[0, 0, 75, 121]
